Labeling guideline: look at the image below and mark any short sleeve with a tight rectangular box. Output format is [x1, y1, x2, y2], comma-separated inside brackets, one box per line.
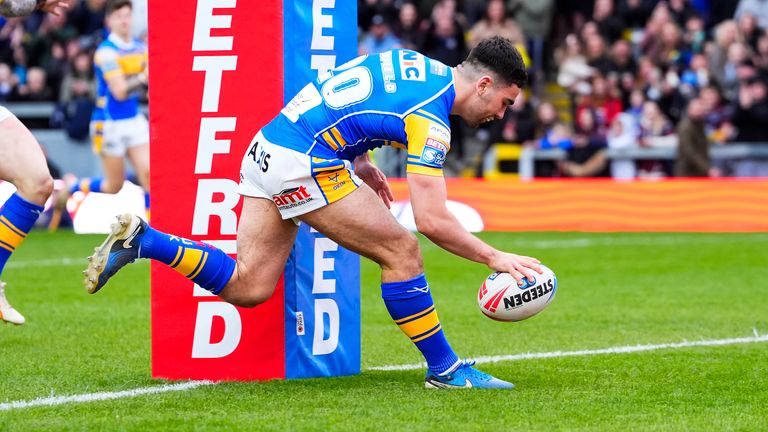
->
[403, 110, 451, 176]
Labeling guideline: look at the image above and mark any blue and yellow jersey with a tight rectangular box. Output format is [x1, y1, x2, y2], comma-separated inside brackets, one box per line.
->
[262, 49, 455, 176]
[92, 33, 147, 122]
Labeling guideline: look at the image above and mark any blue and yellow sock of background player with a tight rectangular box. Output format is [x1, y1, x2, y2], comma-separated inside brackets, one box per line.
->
[70, 177, 103, 194]
[137, 226, 234, 294]
[0, 193, 43, 278]
[382, 274, 461, 374]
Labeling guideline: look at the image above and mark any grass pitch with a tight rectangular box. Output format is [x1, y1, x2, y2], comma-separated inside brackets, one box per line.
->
[1, 230, 766, 431]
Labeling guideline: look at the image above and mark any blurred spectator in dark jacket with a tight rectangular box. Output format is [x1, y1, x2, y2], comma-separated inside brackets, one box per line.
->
[676, 97, 717, 176]
[67, 0, 107, 37]
[10, 66, 54, 101]
[0, 62, 15, 101]
[617, 0, 653, 29]
[392, 2, 425, 51]
[667, 0, 698, 27]
[594, 0, 625, 43]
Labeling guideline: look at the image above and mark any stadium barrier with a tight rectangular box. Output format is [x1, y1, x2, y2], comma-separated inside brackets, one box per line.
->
[387, 178, 768, 232]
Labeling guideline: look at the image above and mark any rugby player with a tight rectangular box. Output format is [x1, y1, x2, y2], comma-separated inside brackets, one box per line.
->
[85, 36, 541, 389]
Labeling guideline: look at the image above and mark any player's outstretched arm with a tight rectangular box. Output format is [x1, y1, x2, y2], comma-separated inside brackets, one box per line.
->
[407, 172, 541, 285]
[0, 0, 70, 17]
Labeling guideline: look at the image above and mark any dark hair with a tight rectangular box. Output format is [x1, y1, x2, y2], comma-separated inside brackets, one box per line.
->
[464, 36, 527, 88]
[107, 0, 132, 15]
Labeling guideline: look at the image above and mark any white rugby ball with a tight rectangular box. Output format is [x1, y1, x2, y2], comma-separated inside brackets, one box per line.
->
[478, 265, 557, 322]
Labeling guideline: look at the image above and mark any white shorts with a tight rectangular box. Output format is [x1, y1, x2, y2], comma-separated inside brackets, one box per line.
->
[0, 105, 14, 123]
[91, 114, 149, 157]
[237, 130, 363, 220]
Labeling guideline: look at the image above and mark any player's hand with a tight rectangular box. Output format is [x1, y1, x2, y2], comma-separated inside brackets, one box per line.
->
[487, 251, 542, 287]
[355, 160, 394, 208]
[39, 0, 71, 16]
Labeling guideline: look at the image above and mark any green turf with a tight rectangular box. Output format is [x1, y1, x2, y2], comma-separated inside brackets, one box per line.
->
[1, 230, 766, 431]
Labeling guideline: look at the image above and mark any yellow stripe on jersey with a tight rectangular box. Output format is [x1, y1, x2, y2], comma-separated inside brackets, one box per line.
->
[416, 109, 447, 126]
[391, 141, 407, 150]
[311, 157, 346, 174]
[329, 127, 347, 148]
[315, 168, 358, 204]
[0, 216, 26, 251]
[321, 131, 339, 150]
[173, 247, 206, 278]
[394, 305, 442, 341]
[403, 113, 450, 177]
[117, 53, 147, 75]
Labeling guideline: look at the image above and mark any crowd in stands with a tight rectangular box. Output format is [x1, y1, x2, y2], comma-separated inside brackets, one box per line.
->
[360, 0, 768, 178]
[2, 0, 768, 178]
[0, 0, 146, 137]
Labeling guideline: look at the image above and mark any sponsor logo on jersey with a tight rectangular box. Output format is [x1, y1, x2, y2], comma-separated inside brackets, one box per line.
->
[429, 60, 448, 76]
[421, 138, 447, 166]
[379, 51, 397, 93]
[427, 124, 450, 142]
[272, 185, 313, 210]
[399, 50, 426, 81]
[425, 137, 448, 153]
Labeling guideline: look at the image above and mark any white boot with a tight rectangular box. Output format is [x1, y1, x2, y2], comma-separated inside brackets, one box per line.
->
[0, 281, 25, 325]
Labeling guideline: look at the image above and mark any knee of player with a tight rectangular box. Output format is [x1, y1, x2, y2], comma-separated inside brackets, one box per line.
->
[388, 233, 424, 272]
[221, 286, 273, 308]
[17, 173, 53, 205]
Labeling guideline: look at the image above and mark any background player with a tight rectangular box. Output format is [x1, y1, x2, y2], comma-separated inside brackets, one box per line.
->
[0, 0, 71, 324]
[67, 0, 150, 215]
[85, 37, 541, 389]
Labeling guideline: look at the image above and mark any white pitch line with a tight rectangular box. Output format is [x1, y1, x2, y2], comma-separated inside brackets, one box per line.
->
[0, 380, 214, 411]
[2, 334, 767, 411]
[367, 334, 768, 371]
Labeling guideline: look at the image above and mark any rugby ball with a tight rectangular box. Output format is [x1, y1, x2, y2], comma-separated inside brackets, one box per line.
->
[478, 265, 557, 322]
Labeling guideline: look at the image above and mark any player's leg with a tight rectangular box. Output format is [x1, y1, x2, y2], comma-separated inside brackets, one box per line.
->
[83, 196, 296, 301]
[0, 108, 54, 324]
[300, 185, 512, 388]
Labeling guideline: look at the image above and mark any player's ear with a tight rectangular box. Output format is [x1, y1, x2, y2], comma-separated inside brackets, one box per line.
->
[476, 75, 494, 96]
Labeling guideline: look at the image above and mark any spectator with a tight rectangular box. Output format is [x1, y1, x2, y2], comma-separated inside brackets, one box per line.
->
[0, 62, 15, 101]
[593, 0, 625, 43]
[556, 33, 593, 90]
[730, 72, 768, 175]
[607, 112, 640, 179]
[11, 66, 54, 101]
[667, 0, 698, 27]
[617, 0, 653, 30]
[675, 97, 717, 176]
[559, 107, 610, 178]
[467, 0, 525, 50]
[584, 32, 613, 75]
[359, 14, 401, 55]
[575, 74, 623, 133]
[735, 0, 768, 29]
[67, 0, 107, 37]
[392, 2, 424, 51]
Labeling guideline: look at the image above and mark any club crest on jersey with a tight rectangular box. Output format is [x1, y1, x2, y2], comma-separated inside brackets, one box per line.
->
[421, 138, 447, 165]
[399, 50, 426, 82]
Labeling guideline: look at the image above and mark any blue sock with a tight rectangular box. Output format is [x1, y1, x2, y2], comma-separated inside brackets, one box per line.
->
[382, 274, 460, 374]
[138, 226, 235, 294]
[0, 193, 43, 276]
[70, 177, 103, 194]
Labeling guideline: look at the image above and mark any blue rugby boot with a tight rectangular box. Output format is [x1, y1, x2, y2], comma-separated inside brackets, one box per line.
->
[83, 214, 146, 294]
[424, 360, 515, 389]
